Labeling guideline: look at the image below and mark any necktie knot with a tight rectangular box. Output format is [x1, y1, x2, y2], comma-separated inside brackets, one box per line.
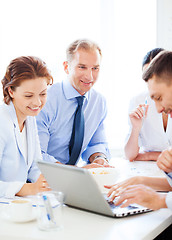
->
[76, 96, 84, 107]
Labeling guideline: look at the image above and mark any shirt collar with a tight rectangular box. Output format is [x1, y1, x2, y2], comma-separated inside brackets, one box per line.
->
[62, 78, 89, 101]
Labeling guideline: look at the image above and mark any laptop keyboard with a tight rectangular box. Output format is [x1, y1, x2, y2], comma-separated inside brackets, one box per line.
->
[103, 194, 151, 217]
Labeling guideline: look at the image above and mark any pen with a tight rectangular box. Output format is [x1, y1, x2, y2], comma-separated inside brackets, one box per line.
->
[42, 195, 54, 221]
[145, 97, 148, 105]
[143, 97, 148, 118]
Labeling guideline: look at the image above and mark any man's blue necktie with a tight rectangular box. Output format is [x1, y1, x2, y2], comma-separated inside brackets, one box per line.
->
[67, 96, 85, 165]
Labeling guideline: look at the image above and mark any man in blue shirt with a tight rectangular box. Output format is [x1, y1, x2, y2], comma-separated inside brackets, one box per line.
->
[36, 39, 110, 168]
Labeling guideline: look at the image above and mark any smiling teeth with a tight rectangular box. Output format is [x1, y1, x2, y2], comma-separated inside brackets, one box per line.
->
[30, 107, 39, 110]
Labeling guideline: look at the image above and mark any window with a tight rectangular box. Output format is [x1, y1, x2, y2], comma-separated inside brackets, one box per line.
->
[0, 0, 157, 154]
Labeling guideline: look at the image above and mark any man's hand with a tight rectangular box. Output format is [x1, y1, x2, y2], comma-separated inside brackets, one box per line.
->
[131, 151, 161, 162]
[108, 184, 167, 211]
[92, 157, 113, 167]
[82, 157, 114, 169]
[82, 162, 105, 169]
[88, 153, 114, 169]
[105, 176, 144, 201]
[157, 149, 172, 173]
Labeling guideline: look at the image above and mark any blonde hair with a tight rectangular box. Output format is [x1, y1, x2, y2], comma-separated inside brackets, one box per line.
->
[66, 39, 102, 62]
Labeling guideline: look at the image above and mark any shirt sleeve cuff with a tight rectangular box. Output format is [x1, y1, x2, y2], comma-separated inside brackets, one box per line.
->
[82, 144, 110, 163]
[5, 182, 25, 198]
[164, 172, 172, 187]
[166, 191, 172, 210]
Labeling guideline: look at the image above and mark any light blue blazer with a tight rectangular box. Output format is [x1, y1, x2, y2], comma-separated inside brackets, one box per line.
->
[0, 102, 41, 198]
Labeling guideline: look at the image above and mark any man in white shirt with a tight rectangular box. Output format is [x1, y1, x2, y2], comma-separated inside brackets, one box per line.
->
[107, 50, 172, 211]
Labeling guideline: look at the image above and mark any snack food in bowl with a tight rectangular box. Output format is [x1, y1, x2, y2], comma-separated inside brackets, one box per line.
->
[88, 167, 119, 193]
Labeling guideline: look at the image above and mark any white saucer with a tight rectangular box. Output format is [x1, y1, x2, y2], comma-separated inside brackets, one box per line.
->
[1, 209, 37, 223]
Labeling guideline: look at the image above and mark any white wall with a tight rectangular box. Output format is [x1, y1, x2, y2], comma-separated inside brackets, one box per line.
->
[0, 0, 157, 157]
[157, 0, 172, 50]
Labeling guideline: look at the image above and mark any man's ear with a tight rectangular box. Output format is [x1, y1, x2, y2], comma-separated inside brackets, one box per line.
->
[8, 87, 14, 98]
[63, 61, 69, 74]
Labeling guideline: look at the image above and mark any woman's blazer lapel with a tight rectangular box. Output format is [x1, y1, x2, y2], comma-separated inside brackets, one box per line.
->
[8, 102, 25, 160]
[25, 117, 34, 169]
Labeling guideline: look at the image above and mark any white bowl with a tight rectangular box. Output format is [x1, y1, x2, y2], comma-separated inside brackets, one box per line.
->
[88, 167, 119, 193]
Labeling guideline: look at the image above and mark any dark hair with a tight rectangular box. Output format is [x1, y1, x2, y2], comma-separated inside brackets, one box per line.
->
[142, 48, 164, 68]
[143, 50, 172, 85]
[1, 56, 53, 104]
[66, 39, 102, 62]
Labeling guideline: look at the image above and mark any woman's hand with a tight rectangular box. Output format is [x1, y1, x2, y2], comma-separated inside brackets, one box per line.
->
[32, 174, 50, 193]
[16, 174, 51, 196]
[132, 151, 161, 162]
[129, 104, 149, 130]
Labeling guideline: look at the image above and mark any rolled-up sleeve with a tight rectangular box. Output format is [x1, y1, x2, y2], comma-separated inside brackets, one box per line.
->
[166, 192, 172, 210]
[164, 172, 172, 187]
[0, 181, 24, 198]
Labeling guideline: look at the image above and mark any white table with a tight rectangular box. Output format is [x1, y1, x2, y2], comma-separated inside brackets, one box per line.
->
[0, 204, 172, 240]
[0, 158, 172, 240]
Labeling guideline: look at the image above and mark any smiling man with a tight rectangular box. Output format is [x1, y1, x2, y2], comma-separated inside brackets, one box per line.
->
[36, 39, 110, 168]
[144, 51, 172, 176]
[106, 51, 172, 213]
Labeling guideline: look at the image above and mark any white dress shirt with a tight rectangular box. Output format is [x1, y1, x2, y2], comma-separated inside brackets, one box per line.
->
[166, 191, 172, 211]
[126, 91, 172, 151]
[127, 92, 172, 211]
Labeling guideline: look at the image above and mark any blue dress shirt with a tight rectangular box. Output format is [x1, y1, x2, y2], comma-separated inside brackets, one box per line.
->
[36, 79, 110, 164]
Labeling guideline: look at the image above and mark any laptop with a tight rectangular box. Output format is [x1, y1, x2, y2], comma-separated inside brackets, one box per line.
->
[37, 161, 152, 217]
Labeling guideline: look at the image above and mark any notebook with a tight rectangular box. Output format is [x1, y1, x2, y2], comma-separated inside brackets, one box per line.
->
[37, 161, 152, 217]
